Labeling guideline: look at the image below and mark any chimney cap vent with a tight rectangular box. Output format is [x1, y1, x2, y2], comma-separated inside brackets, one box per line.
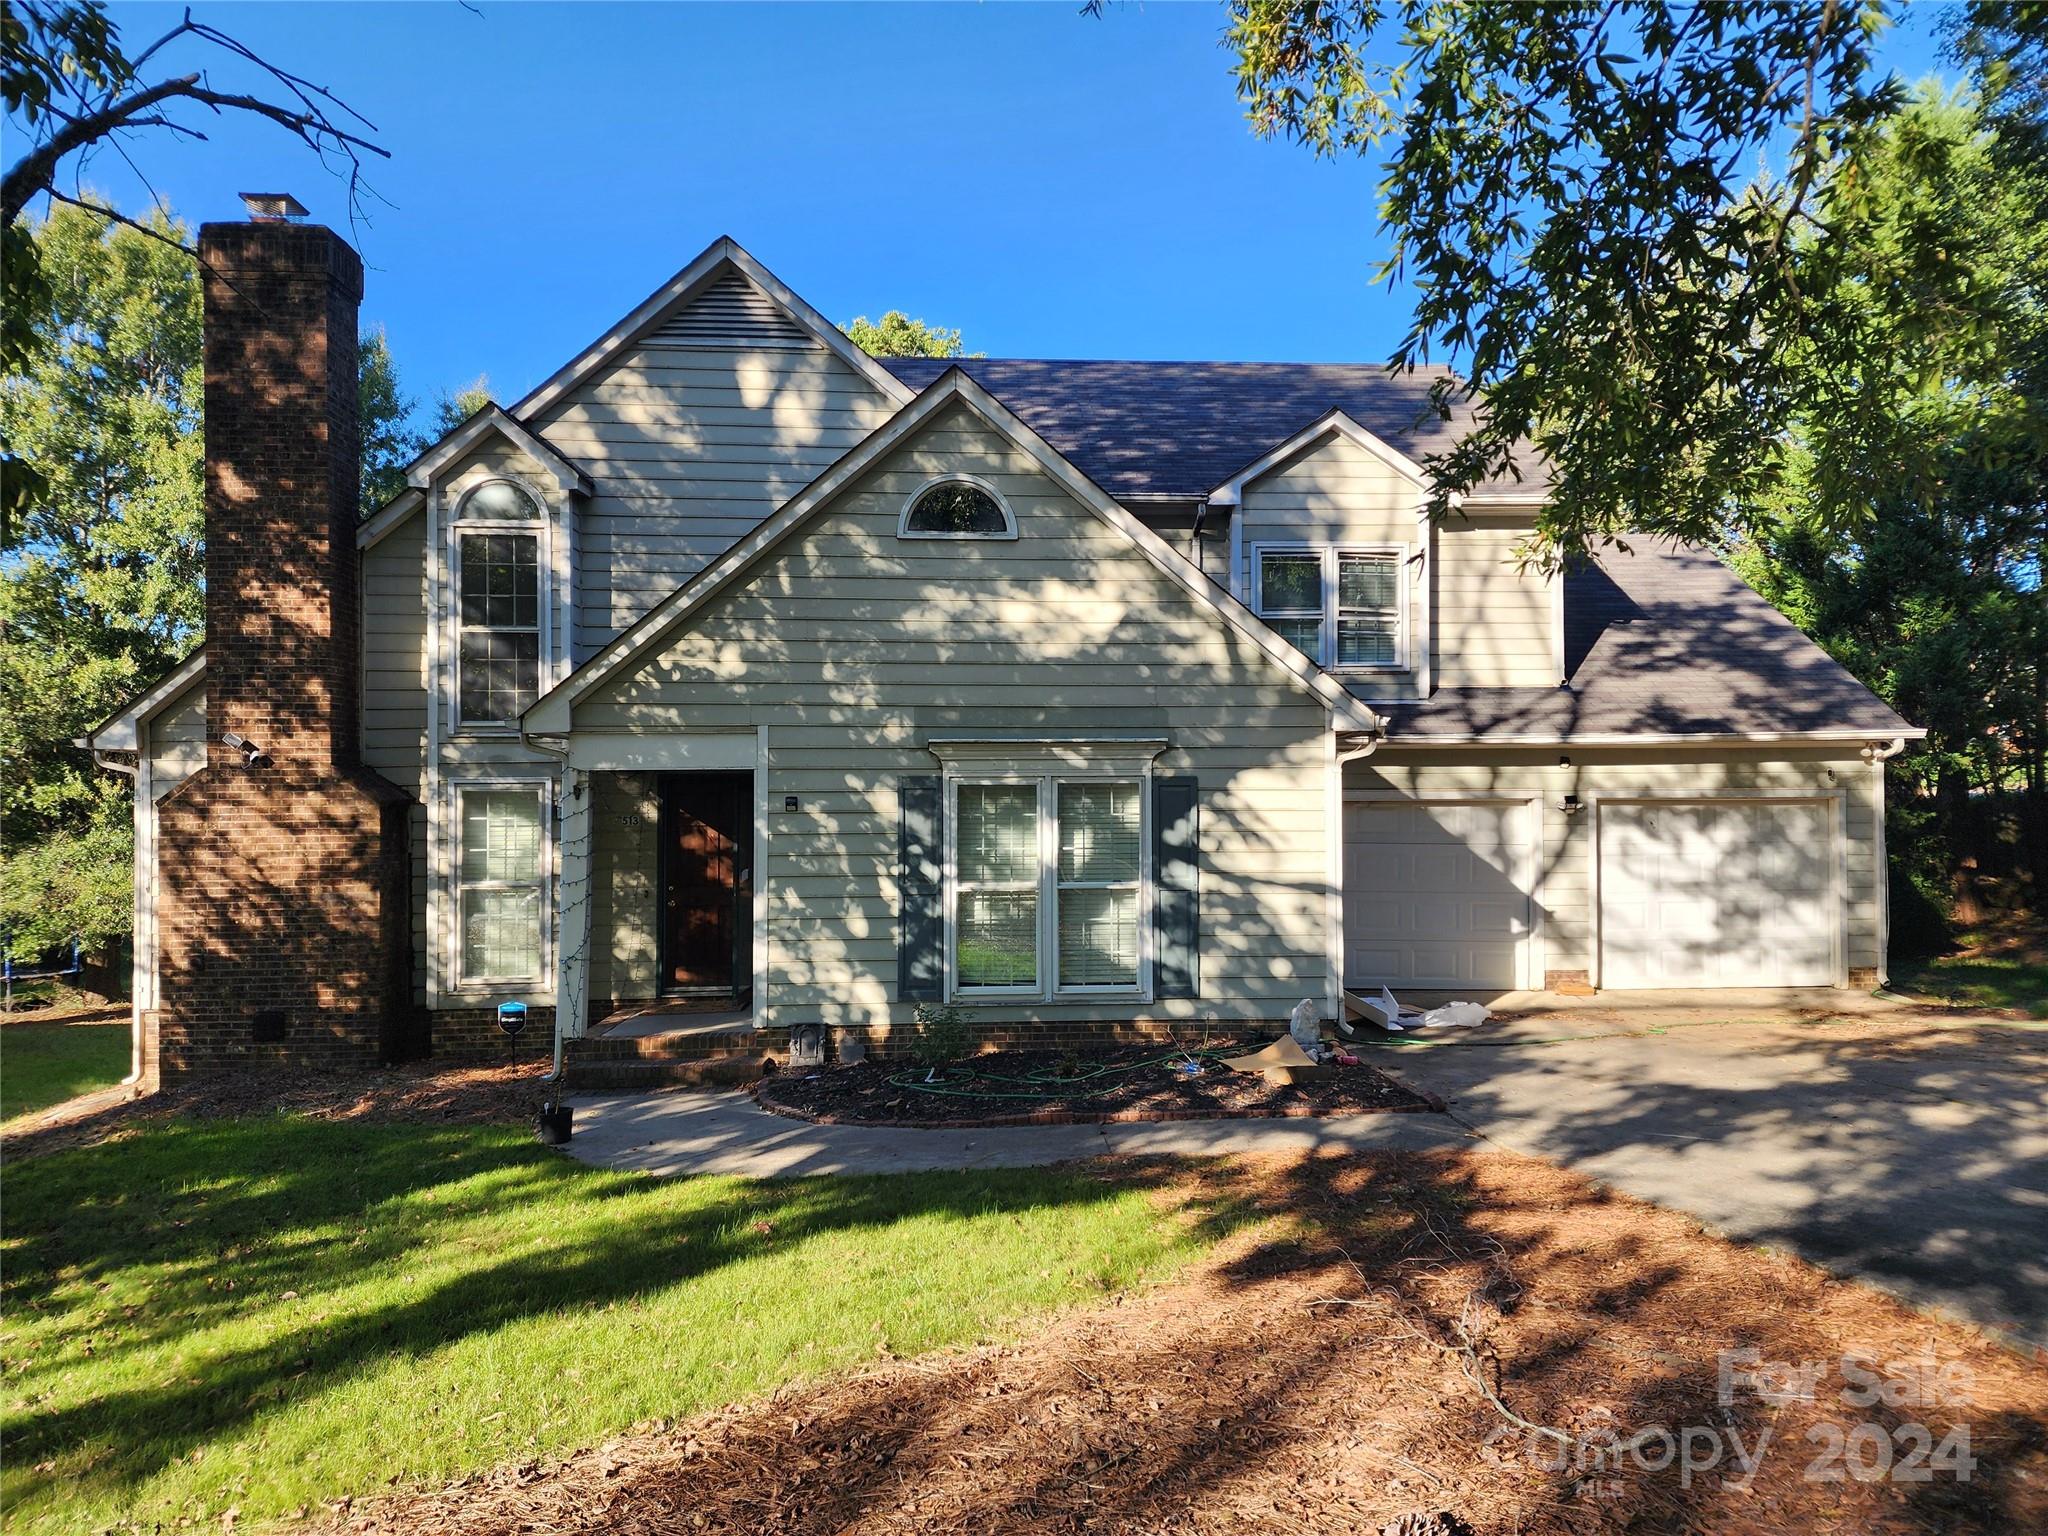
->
[239, 192, 309, 222]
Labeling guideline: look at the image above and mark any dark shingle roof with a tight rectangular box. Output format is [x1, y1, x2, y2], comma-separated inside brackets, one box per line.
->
[880, 358, 1543, 502]
[1360, 542, 1917, 742]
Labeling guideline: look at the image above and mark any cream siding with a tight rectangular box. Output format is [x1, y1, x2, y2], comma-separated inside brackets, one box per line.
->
[531, 279, 897, 654]
[1235, 434, 1561, 694]
[146, 680, 208, 796]
[360, 506, 434, 1006]
[1435, 515, 1558, 688]
[361, 505, 428, 789]
[1237, 432, 1428, 700]
[576, 403, 1332, 1035]
[1344, 745, 1882, 983]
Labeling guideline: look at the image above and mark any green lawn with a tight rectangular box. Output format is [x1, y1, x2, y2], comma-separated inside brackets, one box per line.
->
[0, 1116, 1235, 1533]
[1, 1022, 129, 1125]
[1891, 929, 2048, 1016]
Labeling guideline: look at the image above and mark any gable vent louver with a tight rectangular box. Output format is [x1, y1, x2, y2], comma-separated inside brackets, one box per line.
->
[642, 269, 819, 351]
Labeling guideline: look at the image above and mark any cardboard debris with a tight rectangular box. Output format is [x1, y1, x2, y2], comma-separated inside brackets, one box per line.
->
[1221, 1035, 1326, 1087]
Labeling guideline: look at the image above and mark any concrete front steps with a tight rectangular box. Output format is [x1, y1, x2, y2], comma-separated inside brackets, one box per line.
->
[564, 1009, 786, 1091]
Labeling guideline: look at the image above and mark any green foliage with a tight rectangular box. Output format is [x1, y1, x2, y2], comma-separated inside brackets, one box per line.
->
[844, 311, 974, 359]
[0, 812, 132, 961]
[0, 1117, 1208, 1529]
[0, 200, 203, 877]
[1, 2, 129, 135]
[1224, 1, 2038, 560]
[433, 373, 494, 434]
[1729, 87, 2048, 923]
[1, 201, 427, 950]
[911, 1000, 972, 1065]
[359, 325, 424, 514]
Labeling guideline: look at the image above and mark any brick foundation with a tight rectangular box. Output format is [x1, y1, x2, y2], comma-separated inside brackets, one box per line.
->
[827, 1017, 1287, 1063]
[152, 216, 419, 1075]
[433, 1007, 558, 1059]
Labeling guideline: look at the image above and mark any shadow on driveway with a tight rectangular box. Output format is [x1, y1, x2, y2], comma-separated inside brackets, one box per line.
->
[1380, 1011, 2048, 1351]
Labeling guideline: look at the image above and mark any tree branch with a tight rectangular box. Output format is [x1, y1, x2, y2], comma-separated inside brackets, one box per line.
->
[4, 9, 391, 233]
[3, 72, 202, 226]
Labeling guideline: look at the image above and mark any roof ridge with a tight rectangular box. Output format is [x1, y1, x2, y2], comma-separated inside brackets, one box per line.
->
[881, 355, 1458, 373]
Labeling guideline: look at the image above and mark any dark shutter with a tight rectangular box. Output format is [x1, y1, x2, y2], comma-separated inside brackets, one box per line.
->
[897, 775, 945, 1001]
[1152, 775, 1200, 999]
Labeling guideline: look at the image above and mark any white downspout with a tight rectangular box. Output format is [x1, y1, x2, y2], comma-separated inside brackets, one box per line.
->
[84, 743, 148, 1089]
[1861, 737, 1908, 987]
[518, 723, 575, 1084]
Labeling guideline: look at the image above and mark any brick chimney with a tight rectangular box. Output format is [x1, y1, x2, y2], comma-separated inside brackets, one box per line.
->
[151, 208, 419, 1074]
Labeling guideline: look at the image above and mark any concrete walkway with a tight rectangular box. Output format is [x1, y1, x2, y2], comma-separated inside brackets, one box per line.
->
[566, 1004, 2048, 1351]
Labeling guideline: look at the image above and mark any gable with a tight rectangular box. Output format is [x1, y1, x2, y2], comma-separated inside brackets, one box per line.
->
[639, 268, 815, 350]
[525, 264, 900, 644]
[1238, 429, 1427, 548]
[572, 401, 1359, 734]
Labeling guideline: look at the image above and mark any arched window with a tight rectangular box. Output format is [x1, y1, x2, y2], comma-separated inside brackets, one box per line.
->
[456, 478, 544, 521]
[898, 477, 1017, 540]
[451, 477, 550, 728]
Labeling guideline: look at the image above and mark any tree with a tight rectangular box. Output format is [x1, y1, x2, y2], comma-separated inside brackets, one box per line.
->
[0, 201, 423, 960]
[1730, 87, 2048, 932]
[359, 326, 422, 513]
[2, 1, 388, 532]
[844, 311, 974, 359]
[1220, 0, 2036, 560]
[432, 374, 493, 435]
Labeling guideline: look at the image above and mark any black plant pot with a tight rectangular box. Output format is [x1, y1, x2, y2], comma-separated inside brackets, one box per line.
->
[537, 1103, 573, 1145]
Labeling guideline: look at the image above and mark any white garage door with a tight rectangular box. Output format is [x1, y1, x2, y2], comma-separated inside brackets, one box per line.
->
[1600, 799, 1837, 988]
[1343, 800, 1531, 991]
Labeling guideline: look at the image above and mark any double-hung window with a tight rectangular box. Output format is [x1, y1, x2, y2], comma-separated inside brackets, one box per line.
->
[453, 478, 547, 729]
[456, 785, 548, 986]
[949, 772, 1148, 999]
[1254, 545, 1407, 671]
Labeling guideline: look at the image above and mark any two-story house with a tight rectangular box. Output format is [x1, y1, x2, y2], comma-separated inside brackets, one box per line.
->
[87, 211, 1920, 1080]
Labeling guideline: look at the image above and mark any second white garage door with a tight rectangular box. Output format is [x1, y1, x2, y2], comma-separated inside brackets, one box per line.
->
[1599, 798, 1838, 988]
[1343, 800, 1532, 991]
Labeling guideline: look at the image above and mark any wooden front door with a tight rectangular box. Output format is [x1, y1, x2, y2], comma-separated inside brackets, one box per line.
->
[659, 773, 751, 993]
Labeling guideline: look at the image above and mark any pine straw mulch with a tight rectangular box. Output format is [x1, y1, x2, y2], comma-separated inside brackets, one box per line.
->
[754, 1042, 1432, 1127]
[0, 1060, 551, 1161]
[323, 1148, 2048, 1536]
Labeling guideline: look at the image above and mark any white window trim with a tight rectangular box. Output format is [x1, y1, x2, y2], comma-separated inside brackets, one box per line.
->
[449, 777, 555, 992]
[447, 475, 556, 739]
[938, 750, 1156, 1005]
[896, 473, 1019, 541]
[1251, 542, 1411, 674]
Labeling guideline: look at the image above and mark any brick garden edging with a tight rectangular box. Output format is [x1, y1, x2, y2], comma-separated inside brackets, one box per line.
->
[748, 1078, 1447, 1130]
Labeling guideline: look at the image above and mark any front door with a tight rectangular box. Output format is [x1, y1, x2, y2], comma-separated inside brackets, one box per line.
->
[659, 773, 751, 994]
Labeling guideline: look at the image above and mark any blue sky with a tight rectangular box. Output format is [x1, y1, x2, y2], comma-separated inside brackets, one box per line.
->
[65, 3, 1954, 428]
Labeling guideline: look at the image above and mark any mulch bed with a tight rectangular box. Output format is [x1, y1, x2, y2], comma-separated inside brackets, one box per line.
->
[326, 1147, 2048, 1536]
[753, 1040, 1436, 1127]
[0, 1060, 552, 1160]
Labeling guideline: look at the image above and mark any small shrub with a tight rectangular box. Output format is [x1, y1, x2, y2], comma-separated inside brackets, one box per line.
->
[910, 1002, 970, 1066]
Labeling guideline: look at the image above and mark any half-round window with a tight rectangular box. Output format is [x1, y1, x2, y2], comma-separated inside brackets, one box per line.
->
[457, 478, 544, 521]
[899, 478, 1016, 539]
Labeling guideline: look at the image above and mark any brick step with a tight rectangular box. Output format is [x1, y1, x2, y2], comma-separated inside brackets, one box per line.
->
[571, 1026, 786, 1063]
[565, 1054, 776, 1091]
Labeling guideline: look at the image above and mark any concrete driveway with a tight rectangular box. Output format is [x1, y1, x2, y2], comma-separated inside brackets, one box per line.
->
[1379, 1007, 2048, 1353]
[568, 998, 2048, 1353]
